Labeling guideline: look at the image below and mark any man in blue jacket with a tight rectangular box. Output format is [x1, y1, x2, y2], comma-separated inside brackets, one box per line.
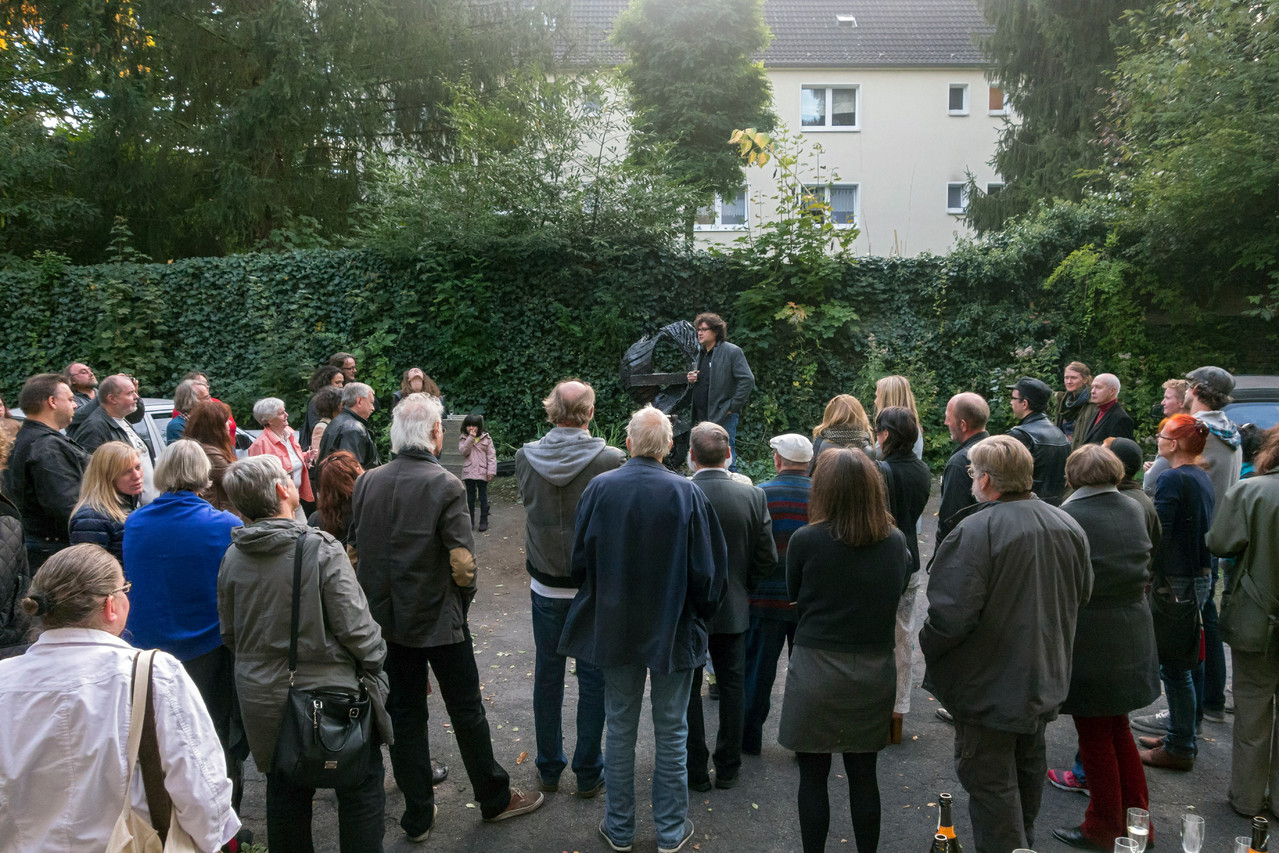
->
[560, 405, 727, 853]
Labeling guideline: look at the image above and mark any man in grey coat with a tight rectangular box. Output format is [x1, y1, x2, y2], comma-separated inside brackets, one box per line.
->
[350, 393, 543, 842]
[686, 421, 776, 791]
[921, 435, 1092, 853]
[686, 312, 755, 472]
[514, 379, 624, 797]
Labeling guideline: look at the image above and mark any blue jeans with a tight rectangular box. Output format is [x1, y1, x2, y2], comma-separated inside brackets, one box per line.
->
[1160, 576, 1211, 757]
[1200, 566, 1227, 714]
[602, 664, 695, 849]
[530, 589, 605, 789]
[743, 614, 795, 754]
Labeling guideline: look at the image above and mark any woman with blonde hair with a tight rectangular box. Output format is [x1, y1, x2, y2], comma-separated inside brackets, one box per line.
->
[0, 544, 239, 849]
[810, 394, 873, 471]
[874, 375, 924, 459]
[68, 441, 145, 561]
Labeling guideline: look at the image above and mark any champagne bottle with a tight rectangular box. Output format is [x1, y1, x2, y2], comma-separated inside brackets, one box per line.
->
[1250, 816, 1269, 852]
[937, 793, 964, 853]
[930, 833, 950, 853]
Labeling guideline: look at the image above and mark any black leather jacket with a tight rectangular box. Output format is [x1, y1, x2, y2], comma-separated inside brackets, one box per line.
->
[1008, 412, 1070, 506]
[0, 421, 89, 544]
[317, 409, 380, 470]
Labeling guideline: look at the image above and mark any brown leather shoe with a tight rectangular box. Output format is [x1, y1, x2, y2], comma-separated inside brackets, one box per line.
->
[1137, 735, 1163, 749]
[1140, 746, 1194, 771]
[484, 787, 546, 822]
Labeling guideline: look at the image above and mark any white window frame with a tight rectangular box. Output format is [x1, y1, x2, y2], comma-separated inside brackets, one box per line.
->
[802, 183, 860, 228]
[694, 187, 749, 231]
[800, 84, 860, 132]
[948, 83, 970, 116]
[987, 85, 1010, 116]
[946, 183, 969, 214]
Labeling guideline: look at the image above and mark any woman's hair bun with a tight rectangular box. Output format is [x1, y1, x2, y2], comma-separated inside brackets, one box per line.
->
[19, 593, 50, 617]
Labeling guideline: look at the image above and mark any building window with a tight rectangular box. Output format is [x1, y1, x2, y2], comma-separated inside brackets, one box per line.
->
[988, 86, 1010, 115]
[800, 183, 859, 227]
[948, 84, 969, 115]
[986, 182, 1005, 195]
[695, 187, 748, 230]
[947, 183, 968, 214]
[801, 85, 859, 130]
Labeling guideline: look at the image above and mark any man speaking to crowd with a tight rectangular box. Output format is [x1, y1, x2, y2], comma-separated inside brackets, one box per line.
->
[686, 313, 754, 472]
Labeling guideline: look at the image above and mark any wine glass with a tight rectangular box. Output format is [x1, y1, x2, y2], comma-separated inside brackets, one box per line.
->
[1116, 839, 1140, 852]
[1127, 807, 1150, 853]
[1236, 837, 1253, 853]
[1180, 813, 1205, 853]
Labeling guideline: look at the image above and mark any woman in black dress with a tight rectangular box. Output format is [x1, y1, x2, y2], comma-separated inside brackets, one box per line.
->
[779, 448, 911, 853]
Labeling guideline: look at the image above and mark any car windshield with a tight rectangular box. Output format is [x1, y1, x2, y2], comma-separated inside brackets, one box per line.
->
[1225, 402, 1279, 431]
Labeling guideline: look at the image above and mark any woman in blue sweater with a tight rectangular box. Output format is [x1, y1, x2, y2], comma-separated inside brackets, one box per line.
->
[123, 439, 246, 811]
[68, 441, 144, 561]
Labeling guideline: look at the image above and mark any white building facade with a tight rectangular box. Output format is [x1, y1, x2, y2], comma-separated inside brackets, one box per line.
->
[567, 0, 1008, 256]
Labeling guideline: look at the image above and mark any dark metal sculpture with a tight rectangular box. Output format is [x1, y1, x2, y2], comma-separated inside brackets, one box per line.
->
[621, 320, 699, 468]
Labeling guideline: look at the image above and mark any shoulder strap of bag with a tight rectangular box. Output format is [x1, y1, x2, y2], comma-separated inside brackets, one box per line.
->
[137, 650, 173, 842]
[289, 529, 366, 686]
[114, 650, 152, 833]
[288, 530, 308, 680]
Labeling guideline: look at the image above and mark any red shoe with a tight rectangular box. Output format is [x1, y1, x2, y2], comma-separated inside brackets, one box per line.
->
[1047, 768, 1089, 794]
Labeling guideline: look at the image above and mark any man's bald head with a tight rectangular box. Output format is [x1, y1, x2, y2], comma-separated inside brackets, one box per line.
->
[945, 392, 989, 442]
[1091, 373, 1121, 406]
[543, 379, 595, 428]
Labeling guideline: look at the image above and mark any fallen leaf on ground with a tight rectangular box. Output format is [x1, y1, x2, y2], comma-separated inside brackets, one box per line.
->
[517, 751, 528, 765]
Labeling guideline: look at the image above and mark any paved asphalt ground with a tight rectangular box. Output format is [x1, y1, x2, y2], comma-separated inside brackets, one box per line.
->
[235, 480, 1248, 852]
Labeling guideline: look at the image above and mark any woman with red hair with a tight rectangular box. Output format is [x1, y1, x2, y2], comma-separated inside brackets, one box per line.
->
[184, 400, 240, 516]
[1137, 414, 1215, 773]
[308, 451, 364, 544]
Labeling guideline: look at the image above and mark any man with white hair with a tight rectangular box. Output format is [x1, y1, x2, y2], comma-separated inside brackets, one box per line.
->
[349, 393, 543, 842]
[1077, 373, 1135, 445]
[561, 405, 727, 853]
[317, 381, 379, 469]
[922, 436, 1092, 853]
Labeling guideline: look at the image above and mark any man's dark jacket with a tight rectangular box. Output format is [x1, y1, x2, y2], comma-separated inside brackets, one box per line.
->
[74, 405, 152, 460]
[691, 469, 776, 635]
[1008, 412, 1070, 506]
[67, 394, 143, 444]
[318, 409, 380, 470]
[1078, 403, 1136, 446]
[697, 341, 755, 425]
[921, 494, 1092, 733]
[1, 421, 88, 544]
[937, 430, 988, 541]
[560, 457, 727, 674]
[349, 447, 473, 648]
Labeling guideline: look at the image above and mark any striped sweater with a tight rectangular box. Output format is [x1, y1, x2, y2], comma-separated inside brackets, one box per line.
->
[750, 471, 811, 621]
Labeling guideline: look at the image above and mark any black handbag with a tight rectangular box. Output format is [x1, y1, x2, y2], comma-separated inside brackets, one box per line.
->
[1149, 575, 1202, 671]
[271, 531, 372, 790]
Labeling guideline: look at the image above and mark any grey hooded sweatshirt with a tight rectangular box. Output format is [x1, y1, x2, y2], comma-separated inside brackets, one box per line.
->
[515, 427, 625, 588]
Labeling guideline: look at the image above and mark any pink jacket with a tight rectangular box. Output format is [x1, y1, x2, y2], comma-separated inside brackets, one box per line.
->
[247, 427, 314, 502]
[459, 432, 497, 481]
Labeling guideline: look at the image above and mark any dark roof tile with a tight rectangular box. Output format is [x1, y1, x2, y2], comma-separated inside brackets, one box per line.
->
[560, 0, 991, 68]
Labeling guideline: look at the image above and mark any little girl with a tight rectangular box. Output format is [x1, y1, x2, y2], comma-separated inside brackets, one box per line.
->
[459, 414, 497, 531]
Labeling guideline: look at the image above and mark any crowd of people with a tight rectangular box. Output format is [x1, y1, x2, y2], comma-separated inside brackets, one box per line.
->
[0, 322, 1277, 853]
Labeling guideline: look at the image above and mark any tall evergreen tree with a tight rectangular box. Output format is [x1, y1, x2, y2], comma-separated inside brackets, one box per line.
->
[0, 0, 566, 261]
[967, 0, 1151, 232]
[612, 0, 775, 239]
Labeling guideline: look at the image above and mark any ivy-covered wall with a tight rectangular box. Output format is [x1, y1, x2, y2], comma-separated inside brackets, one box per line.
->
[3, 204, 1274, 472]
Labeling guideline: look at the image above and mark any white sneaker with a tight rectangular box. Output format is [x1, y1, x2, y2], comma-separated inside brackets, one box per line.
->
[1129, 709, 1170, 735]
